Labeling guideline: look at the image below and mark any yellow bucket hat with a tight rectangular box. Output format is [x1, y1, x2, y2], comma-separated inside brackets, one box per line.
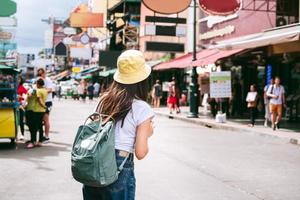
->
[113, 50, 151, 84]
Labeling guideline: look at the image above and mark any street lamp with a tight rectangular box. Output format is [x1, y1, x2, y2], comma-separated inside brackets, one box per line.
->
[187, 0, 199, 118]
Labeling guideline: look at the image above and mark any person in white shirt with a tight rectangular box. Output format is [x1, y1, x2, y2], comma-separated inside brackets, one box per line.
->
[83, 50, 154, 199]
[263, 78, 274, 127]
[37, 68, 54, 142]
[267, 77, 286, 130]
[93, 82, 100, 97]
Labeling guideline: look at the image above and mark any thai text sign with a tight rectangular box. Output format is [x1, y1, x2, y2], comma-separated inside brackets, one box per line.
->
[199, 25, 234, 40]
[210, 71, 232, 98]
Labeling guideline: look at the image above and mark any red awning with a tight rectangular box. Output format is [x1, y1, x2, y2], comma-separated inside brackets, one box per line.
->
[192, 49, 244, 66]
[153, 53, 192, 70]
[153, 49, 244, 70]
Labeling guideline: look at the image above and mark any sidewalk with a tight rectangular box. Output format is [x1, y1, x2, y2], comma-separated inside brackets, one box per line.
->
[154, 107, 300, 145]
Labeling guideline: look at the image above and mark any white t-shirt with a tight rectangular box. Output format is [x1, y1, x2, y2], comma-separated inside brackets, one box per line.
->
[44, 77, 54, 102]
[115, 99, 154, 153]
[267, 84, 285, 105]
[94, 83, 100, 93]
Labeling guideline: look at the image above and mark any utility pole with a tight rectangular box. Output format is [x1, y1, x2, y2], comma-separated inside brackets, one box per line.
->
[188, 0, 199, 118]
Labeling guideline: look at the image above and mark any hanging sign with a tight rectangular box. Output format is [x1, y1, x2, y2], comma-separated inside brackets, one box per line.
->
[142, 0, 191, 14]
[70, 13, 104, 28]
[80, 33, 90, 44]
[0, 0, 17, 17]
[199, 0, 240, 16]
[0, 17, 17, 26]
[0, 29, 15, 41]
[63, 27, 77, 35]
[55, 42, 67, 56]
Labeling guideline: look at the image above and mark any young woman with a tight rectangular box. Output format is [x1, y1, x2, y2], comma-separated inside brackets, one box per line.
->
[27, 78, 47, 148]
[246, 84, 259, 127]
[17, 77, 27, 140]
[82, 50, 154, 200]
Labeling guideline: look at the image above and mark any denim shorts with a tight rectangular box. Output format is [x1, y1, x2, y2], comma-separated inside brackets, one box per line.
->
[82, 151, 135, 200]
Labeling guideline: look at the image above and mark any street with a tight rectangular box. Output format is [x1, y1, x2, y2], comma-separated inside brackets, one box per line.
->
[0, 99, 300, 200]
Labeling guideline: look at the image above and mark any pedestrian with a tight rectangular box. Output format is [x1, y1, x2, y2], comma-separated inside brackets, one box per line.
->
[167, 77, 180, 114]
[17, 77, 27, 140]
[27, 78, 47, 149]
[208, 96, 217, 117]
[37, 68, 54, 143]
[87, 82, 94, 101]
[93, 81, 100, 98]
[25, 85, 36, 145]
[246, 84, 258, 127]
[231, 77, 242, 117]
[152, 80, 162, 108]
[78, 80, 87, 102]
[263, 78, 274, 127]
[267, 77, 286, 130]
[82, 50, 154, 199]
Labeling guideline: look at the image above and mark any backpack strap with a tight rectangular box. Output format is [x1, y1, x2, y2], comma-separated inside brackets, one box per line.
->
[117, 154, 130, 174]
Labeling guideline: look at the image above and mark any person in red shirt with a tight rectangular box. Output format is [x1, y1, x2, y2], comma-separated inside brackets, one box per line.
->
[17, 77, 27, 140]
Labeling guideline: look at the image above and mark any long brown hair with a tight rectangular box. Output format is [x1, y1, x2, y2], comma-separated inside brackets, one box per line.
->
[96, 78, 149, 125]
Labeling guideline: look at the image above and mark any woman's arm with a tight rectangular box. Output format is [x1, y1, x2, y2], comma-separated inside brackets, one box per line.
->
[135, 118, 154, 160]
[37, 97, 46, 109]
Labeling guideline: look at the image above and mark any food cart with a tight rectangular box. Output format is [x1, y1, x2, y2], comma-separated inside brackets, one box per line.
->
[0, 65, 19, 144]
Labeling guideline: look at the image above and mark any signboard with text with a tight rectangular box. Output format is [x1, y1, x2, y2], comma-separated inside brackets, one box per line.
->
[210, 71, 232, 98]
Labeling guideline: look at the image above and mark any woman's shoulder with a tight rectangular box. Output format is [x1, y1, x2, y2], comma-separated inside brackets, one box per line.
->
[132, 99, 151, 109]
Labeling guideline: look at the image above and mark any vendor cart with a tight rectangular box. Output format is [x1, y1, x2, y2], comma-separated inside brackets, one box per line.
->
[0, 65, 19, 144]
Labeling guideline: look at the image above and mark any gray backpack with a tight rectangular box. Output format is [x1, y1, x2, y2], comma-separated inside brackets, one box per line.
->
[71, 112, 129, 187]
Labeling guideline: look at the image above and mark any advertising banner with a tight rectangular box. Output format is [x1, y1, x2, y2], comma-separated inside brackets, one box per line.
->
[70, 13, 104, 28]
[70, 47, 92, 59]
[210, 71, 232, 98]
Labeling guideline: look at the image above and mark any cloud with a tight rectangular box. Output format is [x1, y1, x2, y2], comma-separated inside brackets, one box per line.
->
[15, 0, 79, 53]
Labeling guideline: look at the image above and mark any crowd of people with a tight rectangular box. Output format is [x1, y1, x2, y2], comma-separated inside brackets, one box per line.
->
[17, 68, 54, 149]
[246, 77, 286, 130]
[76, 80, 101, 102]
[152, 76, 286, 131]
[151, 77, 185, 114]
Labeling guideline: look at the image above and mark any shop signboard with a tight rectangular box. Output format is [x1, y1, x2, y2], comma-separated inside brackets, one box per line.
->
[210, 71, 232, 98]
[63, 27, 77, 35]
[199, 25, 235, 40]
[0, 30, 14, 41]
[0, 17, 17, 26]
[70, 47, 92, 59]
[0, 0, 17, 17]
[199, 0, 240, 16]
[70, 13, 104, 28]
[0, 42, 16, 51]
[54, 42, 67, 57]
[142, 0, 191, 14]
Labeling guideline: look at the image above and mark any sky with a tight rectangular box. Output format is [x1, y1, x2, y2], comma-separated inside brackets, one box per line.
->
[15, 0, 87, 54]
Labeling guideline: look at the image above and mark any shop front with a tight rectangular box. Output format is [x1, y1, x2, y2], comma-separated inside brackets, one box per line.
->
[212, 23, 300, 121]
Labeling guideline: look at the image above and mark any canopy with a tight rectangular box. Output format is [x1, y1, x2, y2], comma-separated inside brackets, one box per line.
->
[51, 70, 70, 81]
[0, 64, 20, 73]
[153, 49, 244, 70]
[212, 23, 300, 50]
[192, 49, 244, 66]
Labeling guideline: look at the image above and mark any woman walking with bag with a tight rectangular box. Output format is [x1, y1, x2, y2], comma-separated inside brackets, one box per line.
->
[246, 84, 259, 127]
[82, 50, 154, 200]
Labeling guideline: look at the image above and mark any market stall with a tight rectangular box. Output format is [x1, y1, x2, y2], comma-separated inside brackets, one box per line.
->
[0, 65, 19, 144]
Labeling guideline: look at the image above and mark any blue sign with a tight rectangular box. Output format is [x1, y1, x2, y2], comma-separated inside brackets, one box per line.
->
[0, 42, 17, 51]
[267, 64, 272, 85]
